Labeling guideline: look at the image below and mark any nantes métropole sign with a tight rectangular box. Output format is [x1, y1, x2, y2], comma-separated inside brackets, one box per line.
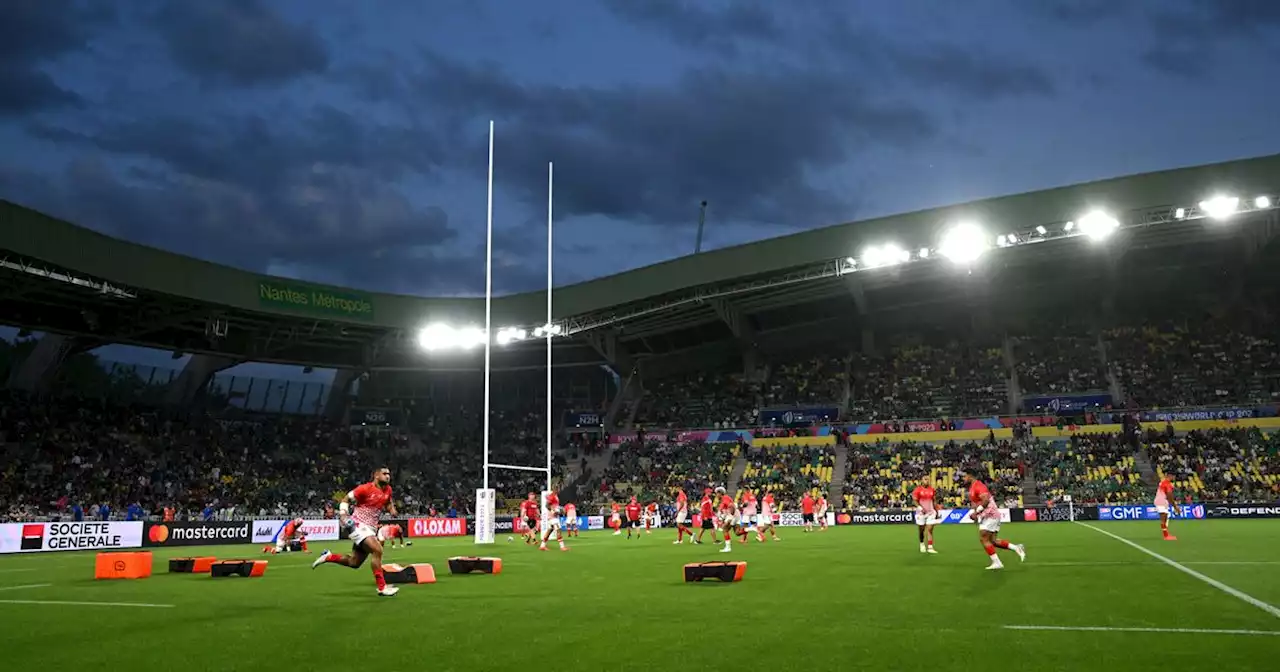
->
[257, 279, 375, 321]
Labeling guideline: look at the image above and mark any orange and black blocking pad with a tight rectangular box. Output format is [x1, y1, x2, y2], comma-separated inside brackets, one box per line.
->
[382, 563, 436, 584]
[447, 556, 503, 575]
[683, 561, 747, 583]
[168, 557, 216, 573]
[94, 552, 153, 580]
[210, 559, 268, 577]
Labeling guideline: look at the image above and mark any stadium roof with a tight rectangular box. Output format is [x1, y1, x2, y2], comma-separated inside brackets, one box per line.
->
[2, 153, 1279, 371]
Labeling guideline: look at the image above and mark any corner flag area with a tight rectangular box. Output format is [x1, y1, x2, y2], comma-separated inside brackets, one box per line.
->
[2, 521, 1278, 671]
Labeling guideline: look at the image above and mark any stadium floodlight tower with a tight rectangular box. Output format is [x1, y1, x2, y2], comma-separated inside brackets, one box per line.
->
[474, 121, 558, 545]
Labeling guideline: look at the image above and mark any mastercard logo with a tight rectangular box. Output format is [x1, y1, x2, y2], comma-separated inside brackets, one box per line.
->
[148, 525, 169, 543]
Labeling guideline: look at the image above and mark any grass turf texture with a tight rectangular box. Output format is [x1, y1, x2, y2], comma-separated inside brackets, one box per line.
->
[1, 521, 1278, 671]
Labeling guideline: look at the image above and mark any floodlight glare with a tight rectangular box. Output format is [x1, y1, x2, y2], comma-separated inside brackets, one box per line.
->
[938, 222, 988, 264]
[1077, 210, 1119, 241]
[1035, 225, 1047, 235]
[860, 243, 909, 269]
[496, 327, 528, 345]
[1174, 208, 1185, 219]
[1064, 221, 1076, 232]
[1256, 196, 1272, 209]
[419, 323, 487, 351]
[995, 234, 1008, 248]
[918, 248, 930, 259]
[1199, 196, 1238, 220]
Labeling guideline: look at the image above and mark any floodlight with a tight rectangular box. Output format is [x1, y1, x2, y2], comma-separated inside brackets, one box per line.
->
[918, 248, 930, 259]
[1174, 208, 1185, 219]
[938, 222, 988, 264]
[1064, 221, 1075, 232]
[1077, 210, 1119, 241]
[455, 326, 487, 349]
[496, 327, 528, 345]
[418, 323, 456, 351]
[1199, 196, 1238, 220]
[1007, 233, 1020, 244]
[1256, 196, 1272, 209]
[995, 234, 1008, 248]
[861, 243, 909, 269]
[1035, 225, 1047, 235]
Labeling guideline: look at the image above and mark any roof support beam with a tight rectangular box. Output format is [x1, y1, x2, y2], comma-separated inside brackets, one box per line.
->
[581, 328, 635, 379]
[707, 298, 760, 374]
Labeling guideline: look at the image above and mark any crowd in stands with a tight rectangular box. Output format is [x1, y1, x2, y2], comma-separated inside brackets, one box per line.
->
[1034, 434, 1142, 505]
[851, 339, 1008, 421]
[638, 371, 761, 429]
[843, 438, 1025, 511]
[1147, 428, 1253, 503]
[594, 439, 735, 504]
[738, 443, 834, 503]
[764, 356, 846, 408]
[1014, 323, 1107, 395]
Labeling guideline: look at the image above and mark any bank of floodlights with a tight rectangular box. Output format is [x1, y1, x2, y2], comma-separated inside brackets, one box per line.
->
[1199, 195, 1239, 221]
[1076, 210, 1120, 241]
[417, 323, 487, 352]
[860, 243, 910, 269]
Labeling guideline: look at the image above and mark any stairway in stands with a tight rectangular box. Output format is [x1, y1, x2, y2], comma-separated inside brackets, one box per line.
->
[1020, 471, 1042, 507]
[726, 454, 748, 492]
[1133, 448, 1157, 485]
[829, 441, 849, 506]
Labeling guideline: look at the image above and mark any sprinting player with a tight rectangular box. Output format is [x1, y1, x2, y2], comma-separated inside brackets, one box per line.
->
[800, 492, 816, 532]
[715, 487, 742, 552]
[912, 477, 939, 554]
[540, 490, 568, 551]
[378, 523, 407, 549]
[815, 493, 829, 532]
[1155, 473, 1182, 541]
[312, 466, 400, 597]
[610, 502, 623, 535]
[696, 488, 718, 545]
[965, 471, 1025, 570]
[673, 489, 694, 544]
[520, 493, 540, 545]
[564, 501, 579, 538]
[756, 492, 781, 542]
[624, 496, 643, 539]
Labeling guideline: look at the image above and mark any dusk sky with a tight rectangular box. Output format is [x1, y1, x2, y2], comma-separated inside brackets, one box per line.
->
[3, 0, 1280, 302]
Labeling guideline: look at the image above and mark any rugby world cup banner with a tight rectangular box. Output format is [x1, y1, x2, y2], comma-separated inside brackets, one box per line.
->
[251, 519, 341, 544]
[0, 521, 143, 554]
[1097, 504, 1206, 521]
[1137, 407, 1270, 422]
[759, 407, 841, 426]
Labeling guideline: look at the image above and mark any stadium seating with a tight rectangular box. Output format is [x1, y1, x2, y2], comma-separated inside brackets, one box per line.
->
[843, 438, 1025, 511]
[1033, 434, 1143, 505]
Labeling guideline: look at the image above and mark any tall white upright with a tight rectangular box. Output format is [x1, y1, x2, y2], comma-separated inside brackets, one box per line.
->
[483, 120, 495, 492]
[545, 161, 554, 493]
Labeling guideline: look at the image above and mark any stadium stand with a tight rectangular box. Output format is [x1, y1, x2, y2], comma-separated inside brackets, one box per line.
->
[843, 438, 1025, 511]
[738, 443, 834, 503]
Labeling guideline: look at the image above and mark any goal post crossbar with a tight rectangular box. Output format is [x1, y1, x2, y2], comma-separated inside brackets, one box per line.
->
[488, 463, 550, 473]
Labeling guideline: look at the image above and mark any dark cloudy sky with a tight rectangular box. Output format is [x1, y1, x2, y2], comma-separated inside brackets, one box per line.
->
[3, 0, 1279, 299]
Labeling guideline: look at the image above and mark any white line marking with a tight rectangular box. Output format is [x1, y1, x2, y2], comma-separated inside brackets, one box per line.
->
[0, 568, 37, 574]
[0, 584, 51, 592]
[1076, 522, 1280, 619]
[1035, 561, 1280, 567]
[1004, 625, 1280, 636]
[0, 599, 173, 608]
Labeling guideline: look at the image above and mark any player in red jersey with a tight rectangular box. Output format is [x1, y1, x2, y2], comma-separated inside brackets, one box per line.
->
[643, 501, 658, 533]
[1154, 474, 1181, 540]
[716, 487, 744, 552]
[965, 471, 1025, 570]
[695, 488, 719, 544]
[673, 489, 695, 544]
[624, 496, 643, 539]
[739, 489, 757, 543]
[756, 492, 781, 542]
[912, 477, 939, 554]
[540, 491, 568, 551]
[800, 492, 816, 532]
[313, 467, 400, 596]
[268, 517, 307, 554]
[377, 523, 408, 549]
[564, 501, 579, 538]
[610, 502, 623, 535]
[519, 493, 540, 544]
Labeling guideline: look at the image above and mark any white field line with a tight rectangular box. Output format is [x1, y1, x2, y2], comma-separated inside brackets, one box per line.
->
[1004, 625, 1280, 636]
[1035, 561, 1280, 567]
[0, 568, 37, 574]
[0, 583, 51, 592]
[1076, 522, 1280, 619]
[0, 599, 173, 608]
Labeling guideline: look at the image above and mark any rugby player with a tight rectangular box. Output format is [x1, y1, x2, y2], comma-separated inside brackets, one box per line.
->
[756, 491, 781, 542]
[912, 477, 939, 553]
[520, 493, 540, 545]
[1155, 473, 1182, 540]
[539, 490, 568, 551]
[564, 501, 579, 538]
[312, 467, 400, 597]
[624, 496, 643, 539]
[965, 471, 1025, 570]
[673, 488, 694, 544]
[695, 488, 718, 545]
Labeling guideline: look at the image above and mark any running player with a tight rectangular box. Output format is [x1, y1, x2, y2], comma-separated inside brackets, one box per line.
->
[673, 489, 694, 544]
[312, 466, 400, 596]
[800, 492, 816, 532]
[696, 488, 718, 545]
[378, 522, 407, 549]
[1155, 473, 1181, 541]
[716, 487, 742, 552]
[965, 471, 1025, 570]
[520, 493, 540, 545]
[610, 501, 622, 535]
[912, 477, 939, 554]
[624, 496, 643, 539]
[564, 501, 579, 538]
[740, 489, 758, 536]
[540, 490, 568, 551]
[815, 493, 829, 532]
[643, 501, 658, 533]
[756, 491, 781, 542]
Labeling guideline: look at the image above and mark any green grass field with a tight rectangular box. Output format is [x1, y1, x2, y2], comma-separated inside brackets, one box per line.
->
[2, 520, 1278, 671]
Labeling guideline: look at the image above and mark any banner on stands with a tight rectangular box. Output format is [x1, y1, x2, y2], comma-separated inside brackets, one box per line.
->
[1097, 504, 1206, 521]
[352, 407, 402, 426]
[251, 519, 339, 544]
[0, 521, 143, 554]
[146, 521, 251, 547]
[409, 517, 468, 538]
[565, 412, 602, 427]
[836, 509, 1011, 525]
[1023, 394, 1111, 413]
[1204, 504, 1280, 519]
[759, 407, 840, 426]
[1139, 408, 1257, 422]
